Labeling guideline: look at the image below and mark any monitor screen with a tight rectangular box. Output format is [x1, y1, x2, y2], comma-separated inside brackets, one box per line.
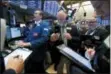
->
[11, 28, 22, 38]
[27, 0, 41, 9]
[6, 27, 22, 40]
[44, 1, 59, 16]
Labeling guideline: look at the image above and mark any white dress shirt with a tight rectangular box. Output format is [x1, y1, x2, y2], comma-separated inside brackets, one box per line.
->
[35, 20, 42, 26]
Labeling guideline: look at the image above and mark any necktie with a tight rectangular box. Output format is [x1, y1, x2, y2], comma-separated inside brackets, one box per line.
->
[60, 25, 67, 46]
[85, 29, 93, 35]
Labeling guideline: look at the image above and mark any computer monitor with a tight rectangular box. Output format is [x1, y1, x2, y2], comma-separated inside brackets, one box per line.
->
[44, 1, 59, 16]
[11, 27, 22, 38]
[6, 27, 22, 41]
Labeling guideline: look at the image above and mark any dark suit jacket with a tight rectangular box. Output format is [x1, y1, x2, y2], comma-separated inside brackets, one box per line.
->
[51, 22, 81, 51]
[3, 69, 16, 74]
[87, 26, 108, 41]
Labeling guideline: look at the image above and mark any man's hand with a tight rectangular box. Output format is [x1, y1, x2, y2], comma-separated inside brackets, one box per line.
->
[87, 48, 95, 58]
[17, 41, 31, 47]
[85, 47, 96, 60]
[16, 41, 24, 47]
[64, 33, 72, 40]
[50, 33, 60, 42]
[6, 56, 24, 74]
[21, 42, 31, 47]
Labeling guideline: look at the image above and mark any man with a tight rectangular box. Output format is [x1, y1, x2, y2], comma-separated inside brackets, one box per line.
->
[50, 10, 80, 73]
[86, 20, 108, 42]
[17, 10, 50, 73]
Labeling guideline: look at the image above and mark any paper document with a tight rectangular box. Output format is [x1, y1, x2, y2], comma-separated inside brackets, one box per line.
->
[4, 48, 32, 66]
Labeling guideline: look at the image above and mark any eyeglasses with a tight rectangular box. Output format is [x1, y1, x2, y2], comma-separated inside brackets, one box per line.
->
[34, 12, 39, 14]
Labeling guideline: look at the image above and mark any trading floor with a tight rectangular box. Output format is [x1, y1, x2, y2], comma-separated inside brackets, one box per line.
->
[0, 0, 110, 74]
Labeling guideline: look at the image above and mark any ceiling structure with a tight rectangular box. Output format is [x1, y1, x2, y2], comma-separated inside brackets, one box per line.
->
[58, 0, 86, 6]
[57, 0, 86, 12]
[58, 0, 110, 17]
[63, 0, 85, 6]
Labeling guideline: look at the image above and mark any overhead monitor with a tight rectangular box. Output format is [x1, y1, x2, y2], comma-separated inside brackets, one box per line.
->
[44, 1, 59, 16]
[27, 0, 41, 9]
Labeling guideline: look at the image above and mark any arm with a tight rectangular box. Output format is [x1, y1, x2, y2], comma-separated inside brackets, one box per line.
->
[70, 25, 81, 42]
[66, 25, 81, 49]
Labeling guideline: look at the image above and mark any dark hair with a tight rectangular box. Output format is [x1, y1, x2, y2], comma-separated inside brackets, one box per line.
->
[35, 10, 43, 16]
[26, 20, 34, 26]
[39, 11, 43, 16]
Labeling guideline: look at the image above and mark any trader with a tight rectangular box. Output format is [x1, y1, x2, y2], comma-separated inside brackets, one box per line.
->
[17, 10, 50, 74]
[50, 10, 80, 73]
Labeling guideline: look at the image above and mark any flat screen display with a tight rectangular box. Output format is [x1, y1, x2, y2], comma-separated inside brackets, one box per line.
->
[11, 28, 21, 38]
[9, 0, 41, 9]
[44, 1, 60, 16]
[6, 27, 22, 40]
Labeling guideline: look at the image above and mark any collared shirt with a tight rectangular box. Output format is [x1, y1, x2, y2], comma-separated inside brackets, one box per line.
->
[35, 20, 42, 26]
[85, 26, 98, 35]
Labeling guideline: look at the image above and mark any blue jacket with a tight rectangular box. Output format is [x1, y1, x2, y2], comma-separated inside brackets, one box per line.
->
[24, 21, 50, 49]
[22, 27, 30, 37]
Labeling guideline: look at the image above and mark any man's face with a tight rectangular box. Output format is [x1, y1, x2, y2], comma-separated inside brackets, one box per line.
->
[57, 11, 67, 23]
[88, 20, 97, 29]
[34, 11, 42, 21]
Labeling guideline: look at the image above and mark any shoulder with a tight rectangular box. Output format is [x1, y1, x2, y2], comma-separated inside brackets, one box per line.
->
[40, 20, 49, 27]
[67, 22, 77, 28]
